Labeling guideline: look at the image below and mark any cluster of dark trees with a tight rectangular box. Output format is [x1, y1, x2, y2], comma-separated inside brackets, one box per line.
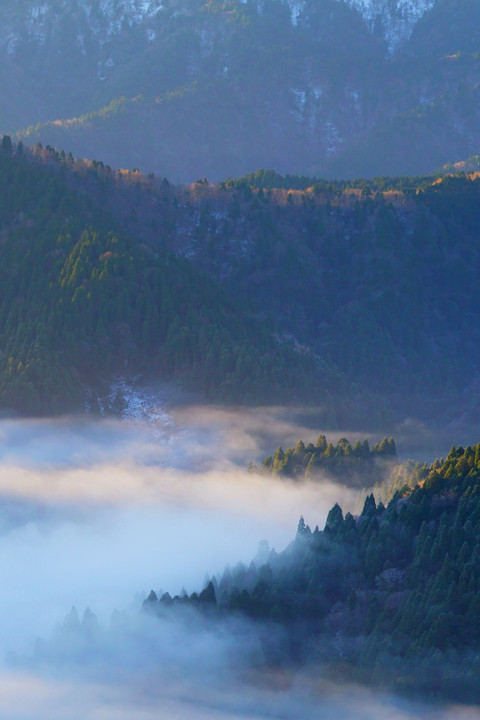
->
[258, 435, 397, 487]
[0, 137, 327, 414]
[145, 442, 480, 702]
[222, 168, 435, 193]
[5, 135, 480, 426]
[63, 152, 480, 426]
[174, 170, 480, 424]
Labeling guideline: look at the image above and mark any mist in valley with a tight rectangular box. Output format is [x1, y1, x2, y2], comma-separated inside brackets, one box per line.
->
[1, 1, 479, 713]
[0, 391, 478, 719]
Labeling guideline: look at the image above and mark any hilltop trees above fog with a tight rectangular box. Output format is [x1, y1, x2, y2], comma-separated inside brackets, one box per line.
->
[145, 442, 480, 701]
[259, 435, 397, 486]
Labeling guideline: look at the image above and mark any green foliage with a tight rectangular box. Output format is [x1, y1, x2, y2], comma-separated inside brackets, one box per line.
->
[258, 434, 397, 488]
[148, 441, 480, 702]
[0, 148, 328, 414]
[222, 168, 433, 193]
[5, 141, 480, 423]
[161, 171, 480, 422]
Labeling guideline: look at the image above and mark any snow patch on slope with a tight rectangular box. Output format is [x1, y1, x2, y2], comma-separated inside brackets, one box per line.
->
[2, 0, 436, 55]
[2, 0, 163, 52]
[96, 0, 162, 27]
[287, 0, 305, 26]
[345, 0, 436, 52]
[106, 377, 175, 432]
[251, 0, 436, 52]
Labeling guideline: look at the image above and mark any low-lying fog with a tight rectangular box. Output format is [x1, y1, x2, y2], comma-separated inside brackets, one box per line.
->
[0, 403, 359, 652]
[1, 384, 479, 719]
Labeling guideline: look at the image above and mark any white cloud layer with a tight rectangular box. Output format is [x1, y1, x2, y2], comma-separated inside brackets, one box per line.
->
[0, 406, 474, 719]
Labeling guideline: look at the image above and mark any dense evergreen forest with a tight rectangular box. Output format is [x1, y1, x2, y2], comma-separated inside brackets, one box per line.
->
[0, 138, 327, 414]
[176, 171, 480, 423]
[3, 136, 480, 424]
[259, 435, 397, 487]
[257, 431, 428, 502]
[145, 443, 480, 702]
[51, 146, 480, 425]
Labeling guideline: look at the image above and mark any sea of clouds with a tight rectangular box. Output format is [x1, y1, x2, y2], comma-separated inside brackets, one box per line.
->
[0, 389, 478, 719]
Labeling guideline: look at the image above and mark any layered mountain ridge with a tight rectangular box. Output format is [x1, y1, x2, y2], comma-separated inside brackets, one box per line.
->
[0, 141, 333, 415]
[2, 0, 478, 182]
[3, 139, 480, 426]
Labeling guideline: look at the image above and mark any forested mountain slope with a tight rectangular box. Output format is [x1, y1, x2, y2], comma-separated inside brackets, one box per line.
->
[77, 160, 480, 425]
[4, 139, 480, 424]
[0, 141, 327, 414]
[146, 442, 480, 702]
[2, 0, 480, 181]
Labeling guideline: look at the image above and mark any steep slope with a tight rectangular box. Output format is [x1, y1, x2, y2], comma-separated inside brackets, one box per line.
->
[4, 0, 480, 181]
[4, 139, 480, 424]
[110, 168, 480, 424]
[9, 0, 382, 181]
[146, 441, 480, 702]
[0, 142, 329, 414]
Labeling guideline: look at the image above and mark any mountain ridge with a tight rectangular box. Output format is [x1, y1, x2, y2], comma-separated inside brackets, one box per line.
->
[4, 0, 480, 182]
[2, 137, 480, 426]
[0, 140, 338, 415]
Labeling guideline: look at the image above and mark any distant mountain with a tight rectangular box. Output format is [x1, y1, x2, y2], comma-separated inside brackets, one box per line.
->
[2, 0, 480, 182]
